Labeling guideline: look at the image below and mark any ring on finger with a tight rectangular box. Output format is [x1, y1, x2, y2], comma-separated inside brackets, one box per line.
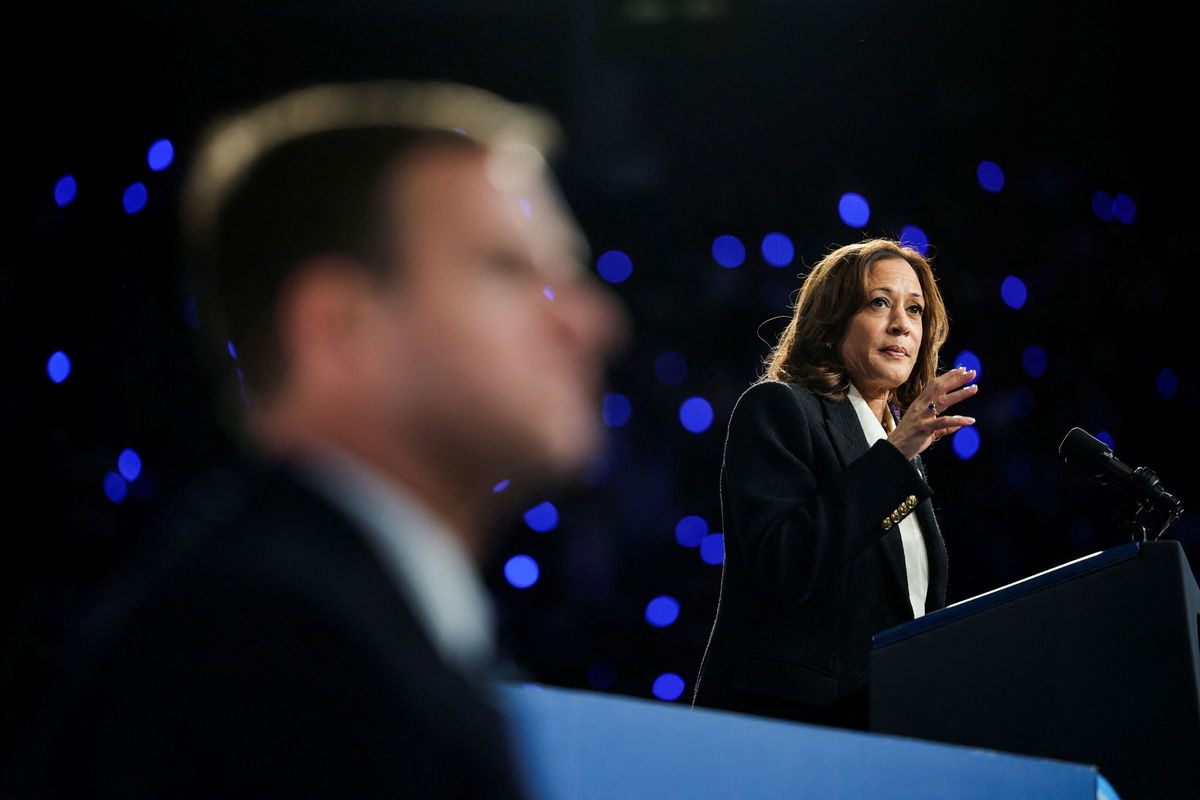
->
[928, 401, 939, 416]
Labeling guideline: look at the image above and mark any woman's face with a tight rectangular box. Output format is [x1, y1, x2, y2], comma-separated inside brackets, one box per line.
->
[838, 257, 925, 398]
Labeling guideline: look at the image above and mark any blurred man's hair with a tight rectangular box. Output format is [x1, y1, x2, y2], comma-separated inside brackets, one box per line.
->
[180, 81, 560, 405]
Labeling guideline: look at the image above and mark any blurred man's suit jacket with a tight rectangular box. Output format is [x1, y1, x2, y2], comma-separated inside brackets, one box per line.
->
[8, 459, 527, 799]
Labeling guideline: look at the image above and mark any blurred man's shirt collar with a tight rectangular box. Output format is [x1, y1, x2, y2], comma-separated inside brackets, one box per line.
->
[294, 440, 496, 673]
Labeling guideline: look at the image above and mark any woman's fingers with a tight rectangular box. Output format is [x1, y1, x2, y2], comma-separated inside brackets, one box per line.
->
[938, 366, 976, 392]
[890, 370, 980, 459]
[920, 419, 974, 447]
[933, 415, 975, 437]
[926, 368, 978, 415]
[931, 383, 979, 414]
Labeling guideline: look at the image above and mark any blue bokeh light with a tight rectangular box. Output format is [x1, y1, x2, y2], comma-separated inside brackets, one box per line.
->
[147, 138, 175, 171]
[1113, 194, 1137, 224]
[586, 662, 616, 690]
[761, 232, 795, 267]
[226, 340, 238, 360]
[183, 296, 200, 329]
[103, 472, 128, 504]
[952, 350, 981, 383]
[117, 448, 142, 482]
[1009, 386, 1035, 418]
[838, 192, 870, 227]
[898, 225, 929, 256]
[602, 393, 632, 428]
[597, 250, 634, 283]
[523, 501, 559, 533]
[1021, 345, 1048, 378]
[542, 285, 555, 302]
[518, 197, 532, 219]
[1000, 275, 1027, 309]
[54, 175, 77, 207]
[953, 427, 980, 460]
[1092, 191, 1114, 221]
[645, 595, 681, 627]
[679, 396, 714, 433]
[122, 182, 148, 214]
[1156, 368, 1178, 399]
[1096, 430, 1115, 449]
[977, 161, 1005, 192]
[654, 351, 688, 386]
[492, 479, 510, 493]
[580, 454, 612, 488]
[47, 351, 72, 383]
[652, 672, 686, 702]
[1006, 456, 1034, 488]
[674, 515, 708, 548]
[712, 235, 746, 268]
[504, 555, 540, 588]
[699, 533, 725, 565]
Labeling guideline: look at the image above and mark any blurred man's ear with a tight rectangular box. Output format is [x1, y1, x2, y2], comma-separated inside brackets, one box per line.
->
[274, 256, 384, 403]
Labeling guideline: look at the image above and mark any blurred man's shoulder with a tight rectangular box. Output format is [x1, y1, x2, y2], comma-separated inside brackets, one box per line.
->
[138, 456, 375, 587]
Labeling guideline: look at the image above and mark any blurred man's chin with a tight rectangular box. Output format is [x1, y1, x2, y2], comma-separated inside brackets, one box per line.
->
[531, 422, 604, 480]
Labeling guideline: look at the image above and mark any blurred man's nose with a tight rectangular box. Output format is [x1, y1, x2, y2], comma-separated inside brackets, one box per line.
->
[553, 277, 630, 361]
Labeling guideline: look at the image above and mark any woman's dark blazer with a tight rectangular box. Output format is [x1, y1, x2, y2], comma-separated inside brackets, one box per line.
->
[694, 379, 948, 718]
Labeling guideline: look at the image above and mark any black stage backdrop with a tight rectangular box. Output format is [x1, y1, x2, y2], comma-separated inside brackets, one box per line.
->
[5, 0, 1193, 726]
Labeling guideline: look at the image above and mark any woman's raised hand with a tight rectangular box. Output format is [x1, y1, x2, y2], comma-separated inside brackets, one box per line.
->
[888, 367, 979, 461]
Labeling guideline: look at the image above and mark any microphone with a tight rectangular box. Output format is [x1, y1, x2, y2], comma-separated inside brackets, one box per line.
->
[1058, 427, 1183, 515]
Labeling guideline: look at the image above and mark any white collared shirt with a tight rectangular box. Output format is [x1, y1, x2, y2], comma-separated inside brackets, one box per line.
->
[846, 384, 929, 618]
[295, 443, 496, 672]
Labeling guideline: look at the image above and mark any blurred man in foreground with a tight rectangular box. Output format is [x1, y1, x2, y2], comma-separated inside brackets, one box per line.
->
[10, 81, 623, 798]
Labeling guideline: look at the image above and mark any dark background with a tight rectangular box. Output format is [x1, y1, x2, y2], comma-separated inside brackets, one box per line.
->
[6, 0, 1194, 723]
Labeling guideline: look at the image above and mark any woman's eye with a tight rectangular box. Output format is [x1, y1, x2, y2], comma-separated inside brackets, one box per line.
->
[908, 305, 924, 316]
[870, 297, 888, 308]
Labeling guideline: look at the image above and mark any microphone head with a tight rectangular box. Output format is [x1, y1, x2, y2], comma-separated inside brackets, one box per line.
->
[1059, 427, 1111, 461]
[1060, 428, 1184, 527]
[1059, 426, 1134, 486]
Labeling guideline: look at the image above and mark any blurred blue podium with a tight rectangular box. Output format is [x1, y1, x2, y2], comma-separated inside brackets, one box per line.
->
[871, 541, 1200, 799]
[499, 683, 1116, 799]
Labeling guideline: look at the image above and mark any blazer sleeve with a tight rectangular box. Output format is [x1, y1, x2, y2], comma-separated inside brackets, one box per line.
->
[723, 381, 932, 606]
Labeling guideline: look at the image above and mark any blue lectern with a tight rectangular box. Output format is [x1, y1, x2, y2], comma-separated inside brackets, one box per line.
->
[500, 683, 1117, 799]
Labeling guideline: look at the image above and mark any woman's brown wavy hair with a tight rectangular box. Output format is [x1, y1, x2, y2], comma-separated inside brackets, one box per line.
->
[761, 239, 948, 411]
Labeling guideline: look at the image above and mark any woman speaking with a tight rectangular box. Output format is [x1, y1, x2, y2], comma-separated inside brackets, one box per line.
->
[693, 239, 978, 730]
